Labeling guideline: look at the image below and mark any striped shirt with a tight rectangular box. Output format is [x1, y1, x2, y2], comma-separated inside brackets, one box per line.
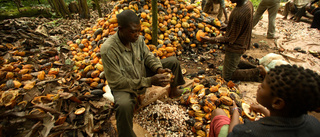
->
[215, 1, 253, 54]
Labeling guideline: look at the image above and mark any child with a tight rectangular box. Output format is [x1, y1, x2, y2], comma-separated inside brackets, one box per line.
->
[210, 65, 320, 137]
[201, 0, 262, 82]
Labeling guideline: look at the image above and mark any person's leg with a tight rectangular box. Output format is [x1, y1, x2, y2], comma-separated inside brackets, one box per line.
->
[311, 10, 320, 30]
[232, 68, 260, 81]
[237, 59, 257, 69]
[113, 91, 137, 137]
[203, 0, 214, 13]
[282, 2, 291, 19]
[294, 6, 307, 22]
[266, 1, 280, 38]
[217, 4, 223, 20]
[161, 56, 186, 97]
[222, 51, 242, 81]
[202, 0, 207, 11]
[232, 65, 267, 82]
[253, 0, 269, 27]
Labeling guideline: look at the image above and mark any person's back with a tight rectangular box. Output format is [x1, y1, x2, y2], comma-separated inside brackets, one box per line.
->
[222, 0, 253, 53]
[228, 115, 320, 137]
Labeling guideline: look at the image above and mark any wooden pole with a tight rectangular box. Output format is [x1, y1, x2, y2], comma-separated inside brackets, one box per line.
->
[48, 0, 63, 18]
[58, 0, 71, 18]
[78, 0, 90, 19]
[151, 0, 158, 46]
[94, 0, 102, 18]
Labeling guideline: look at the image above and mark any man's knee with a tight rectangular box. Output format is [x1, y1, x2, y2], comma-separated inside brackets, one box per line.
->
[162, 56, 179, 67]
[116, 99, 134, 112]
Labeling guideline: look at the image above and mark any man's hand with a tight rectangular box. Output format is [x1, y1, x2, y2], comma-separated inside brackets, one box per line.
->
[223, 20, 228, 25]
[229, 101, 239, 114]
[250, 103, 264, 112]
[157, 68, 171, 74]
[200, 36, 217, 44]
[220, 23, 227, 31]
[151, 74, 170, 87]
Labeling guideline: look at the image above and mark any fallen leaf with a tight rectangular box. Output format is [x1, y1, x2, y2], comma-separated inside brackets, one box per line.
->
[40, 112, 55, 137]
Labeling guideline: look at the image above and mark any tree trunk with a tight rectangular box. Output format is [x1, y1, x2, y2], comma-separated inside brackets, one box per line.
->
[151, 0, 158, 46]
[94, 0, 102, 18]
[78, 0, 90, 19]
[47, 0, 71, 18]
[68, 1, 79, 14]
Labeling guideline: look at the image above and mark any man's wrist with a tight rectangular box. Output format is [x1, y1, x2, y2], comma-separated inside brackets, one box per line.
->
[156, 67, 163, 74]
[231, 107, 240, 114]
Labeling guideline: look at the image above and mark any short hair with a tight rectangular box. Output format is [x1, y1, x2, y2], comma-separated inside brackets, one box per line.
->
[116, 10, 140, 28]
[266, 65, 320, 116]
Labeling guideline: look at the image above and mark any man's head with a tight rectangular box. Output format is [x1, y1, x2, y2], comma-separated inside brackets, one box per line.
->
[256, 65, 320, 117]
[116, 10, 141, 43]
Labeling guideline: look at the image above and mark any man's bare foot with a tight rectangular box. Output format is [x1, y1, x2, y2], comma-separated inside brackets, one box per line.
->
[257, 65, 267, 78]
[169, 87, 184, 98]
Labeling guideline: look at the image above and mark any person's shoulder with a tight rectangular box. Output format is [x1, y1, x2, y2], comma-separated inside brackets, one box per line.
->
[136, 35, 145, 44]
[232, 120, 258, 131]
[244, 1, 254, 9]
[133, 35, 146, 47]
[304, 115, 320, 125]
[228, 120, 264, 136]
[302, 115, 320, 136]
[100, 34, 118, 53]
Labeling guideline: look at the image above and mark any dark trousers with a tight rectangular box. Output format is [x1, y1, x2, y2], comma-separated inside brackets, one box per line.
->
[113, 56, 185, 137]
[311, 10, 320, 30]
[223, 51, 260, 82]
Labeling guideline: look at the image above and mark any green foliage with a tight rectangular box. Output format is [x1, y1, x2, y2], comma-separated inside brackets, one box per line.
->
[0, 0, 51, 20]
[250, 0, 261, 9]
[250, 0, 288, 9]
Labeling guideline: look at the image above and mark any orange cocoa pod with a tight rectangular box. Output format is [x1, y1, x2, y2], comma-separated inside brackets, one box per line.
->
[22, 64, 34, 69]
[209, 86, 219, 93]
[91, 70, 100, 78]
[48, 68, 59, 75]
[55, 116, 67, 125]
[227, 81, 236, 88]
[95, 63, 104, 71]
[18, 69, 31, 74]
[93, 77, 100, 82]
[37, 71, 45, 80]
[2, 64, 14, 71]
[13, 80, 22, 88]
[90, 82, 99, 88]
[6, 72, 15, 79]
[165, 47, 174, 53]
[21, 74, 33, 81]
[23, 81, 36, 90]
